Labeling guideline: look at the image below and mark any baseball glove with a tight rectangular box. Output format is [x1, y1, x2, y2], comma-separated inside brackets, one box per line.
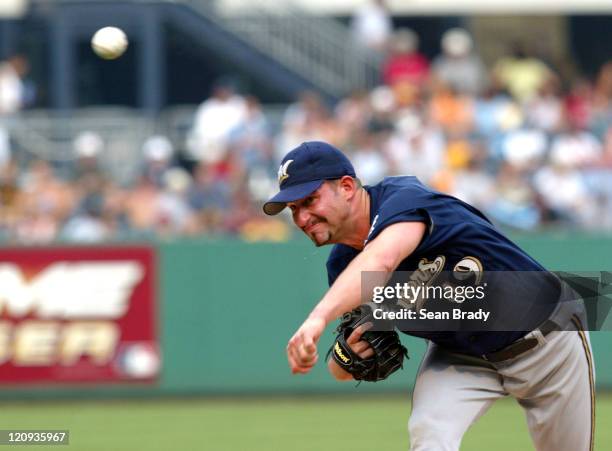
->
[328, 304, 408, 382]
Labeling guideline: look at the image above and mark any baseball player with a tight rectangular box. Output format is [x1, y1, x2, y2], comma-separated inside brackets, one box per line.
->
[264, 141, 595, 451]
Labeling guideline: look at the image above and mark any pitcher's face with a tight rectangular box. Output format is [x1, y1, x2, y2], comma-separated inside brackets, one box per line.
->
[287, 181, 351, 246]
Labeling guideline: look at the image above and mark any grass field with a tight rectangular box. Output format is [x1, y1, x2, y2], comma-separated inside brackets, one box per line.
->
[0, 394, 610, 450]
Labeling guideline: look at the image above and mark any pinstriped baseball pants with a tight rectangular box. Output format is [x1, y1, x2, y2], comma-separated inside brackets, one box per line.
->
[408, 325, 595, 451]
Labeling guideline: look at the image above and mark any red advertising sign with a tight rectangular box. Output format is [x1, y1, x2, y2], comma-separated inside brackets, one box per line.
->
[0, 246, 159, 384]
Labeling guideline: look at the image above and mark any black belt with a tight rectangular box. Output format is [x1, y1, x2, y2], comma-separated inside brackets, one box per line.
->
[481, 320, 560, 363]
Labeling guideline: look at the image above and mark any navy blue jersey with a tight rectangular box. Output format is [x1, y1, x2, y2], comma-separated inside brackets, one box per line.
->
[326, 176, 559, 356]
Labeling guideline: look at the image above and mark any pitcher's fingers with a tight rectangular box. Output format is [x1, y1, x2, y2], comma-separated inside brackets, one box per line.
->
[351, 340, 370, 354]
[358, 347, 375, 359]
[288, 343, 318, 370]
[288, 351, 318, 374]
[287, 341, 306, 371]
[297, 351, 319, 368]
[346, 322, 374, 345]
[303, 336, 317, 355]
[350, 340, 375, 359]
[298, 340, 317, 362]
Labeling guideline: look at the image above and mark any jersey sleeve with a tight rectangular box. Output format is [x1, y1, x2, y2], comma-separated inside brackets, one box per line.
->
[326, 244, 359, 286]
[365, 188, 430, 246]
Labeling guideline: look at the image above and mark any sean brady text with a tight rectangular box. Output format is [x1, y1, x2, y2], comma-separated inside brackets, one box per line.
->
[374, 308, 491, 322]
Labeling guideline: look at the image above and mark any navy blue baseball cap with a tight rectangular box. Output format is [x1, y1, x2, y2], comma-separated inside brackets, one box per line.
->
[263, 141, 356, 215]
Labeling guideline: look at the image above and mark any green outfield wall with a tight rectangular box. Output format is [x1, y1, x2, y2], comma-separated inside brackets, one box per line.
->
[1, 233, 611, 398]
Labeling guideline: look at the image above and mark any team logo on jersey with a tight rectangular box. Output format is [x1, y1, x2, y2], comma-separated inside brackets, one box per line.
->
[413, 256, 446, 285]
[334, 341, 352, 365]
[453, 256, 483, 284]
[396, 256, 446, 309]
[277, 160, 293, 184]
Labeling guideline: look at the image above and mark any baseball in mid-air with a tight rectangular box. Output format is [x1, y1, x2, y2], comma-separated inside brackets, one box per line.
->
[91, 26, 128, 60]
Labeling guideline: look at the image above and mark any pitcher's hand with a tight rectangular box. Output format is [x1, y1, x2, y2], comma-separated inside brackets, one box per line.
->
[287, 317, 326, 374]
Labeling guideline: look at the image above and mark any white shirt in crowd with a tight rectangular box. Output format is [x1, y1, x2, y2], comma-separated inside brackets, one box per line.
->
[351, 0, 392, 50]
[0, 61, 24, 115]
[189, 94, 248, 163]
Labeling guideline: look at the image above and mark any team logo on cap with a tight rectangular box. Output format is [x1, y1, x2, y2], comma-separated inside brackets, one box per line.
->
[277, 159, 293, 184]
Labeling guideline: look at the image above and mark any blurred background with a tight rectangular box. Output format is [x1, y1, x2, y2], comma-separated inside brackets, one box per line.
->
[0, 0, 610, 450]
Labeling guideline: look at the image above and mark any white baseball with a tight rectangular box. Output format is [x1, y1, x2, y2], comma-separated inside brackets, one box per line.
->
[91, 26, 128, 60]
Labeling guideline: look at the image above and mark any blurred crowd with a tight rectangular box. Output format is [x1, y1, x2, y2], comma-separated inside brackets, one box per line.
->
[0, 22, 611, 243]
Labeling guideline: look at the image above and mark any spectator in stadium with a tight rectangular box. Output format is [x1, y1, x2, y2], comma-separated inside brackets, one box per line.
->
[156, 167, 196, 237]
[525, 77, 564, 133]
[448, 144, 497, 211]
[589, 61, 612, 140]
[553, 117, 602, 167]
[500, 126, 548, 171]
[0, 55, 29, 177]
[428, 79, 474, 136]
[384, 111, 445, 184]
[225, 186, 291, 241]
[187, 161, 231, 234]
[100, 183, 131, 238]
[141, 134, 176, 188]
[0, 159, 19, 239]
[72, 131, 106, 182]
[472, 78, 523, 146]
[0, 125, 11, 173]
[123, 173, 160, 237]
[493, 42, 554, 103]
[13, 160, 75, 243]
[431, 28, 488, 96]
[487, 162, 541, 230]
[19, 160, 75, 228]
[1, 38, 612, 241]
[600, 125, 612, 168]
[334, 90, 373, 139]
[188, 78, 248, 164]
[0, 54, 28, 116]
[61, 176, 111, 243]
[593, 61, 612, 107]
[382, 29, 430, 91]
[13, 202, 59, 243]
[278, 90, 345, 161]
[228, 95, 274, 175]
[533, 141, 598, 227]
[350, 129, 389, 186]
[367, 85, 396, 134]
[564, 78, 594, 131]
[350, 0, 392, 52]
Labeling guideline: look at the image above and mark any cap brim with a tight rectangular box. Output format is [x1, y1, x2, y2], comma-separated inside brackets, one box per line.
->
[263, 180, 324, 215]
